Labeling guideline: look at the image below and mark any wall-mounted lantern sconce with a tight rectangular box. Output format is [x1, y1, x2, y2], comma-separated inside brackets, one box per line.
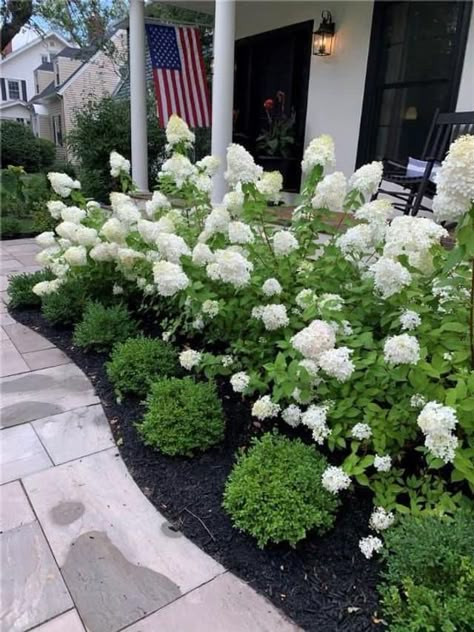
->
[313, 11, 335, 56]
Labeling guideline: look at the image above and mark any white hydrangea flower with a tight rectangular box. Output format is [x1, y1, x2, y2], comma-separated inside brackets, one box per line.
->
[32, 279, 63, 296]
[63, 245, 87, 267]
[295, 289, 316, 309]
[225, 144, 263, 187]
[60, 206, 86, 224]
[228, 221, 254, 244]
[202, 299, 219, 318]
[256, 171, 283, 204]
[55, 221, 78, 242]
[410, 394, 426, 409]
[48, 172, 81, 198]
[301, 404, 330, 444]
[161, 330, 172, 342]
[50, 261, 69, 278]
[137, 219, 161, 245]
[74, 226, 98, 247]
[206, 249, 253, 288]
[144, 191, 171, 218]
[369, 507, 394, 532]
[160, 153, 196, 188]
[291, 319, 336, 360]
[348, 161, 383, 199]
[101, 217, 127, 243]
[400, 310, 421, 331]
[282, 404, 302, 428]
[311, 171, 347, 211]
[112, 284, 124, 295]
[298, 359, 320, 381]
[352, 423, 372, 440]
[153, 261, 189, 297]
[318, 347, 355, 382]
[110, 150, 130, 177]
[374, 454, 392, 472]
[166, 114, 195, 148]
[341, 320, 353, 336]
[156, 233, 190, 263]
[117, 247, 144, 268]
[47, 200, 67, 219]
[354, 199, 392, 226]
[86, 200, 100, 212]
[322, 466, 351, 494]
[230, 371, 250, 393]
[383, 334, 420, 366]
[251, 395, 280, 420]
[179, 349, 201, 371]
[302, 134, 335, 173]
[259, 304, 289, 331]
[262, 278, 282, 297]
[432, 134, 474, 223]
[273, 230, 299, 256]
[368, 257, 412, 299]
[319, 293, 344, 312]
[192, 243, 215, 266]
[222, 187, 245, 215]
[203, 207, 231, 237]
[36, 245, 60, 267]
[359, 535, 383, 559]
[196, 155, 220, 177]
[36, 231, 56, 248]
[110, 193, 141, 227]
[336, 224, 377, 259]
[89, 242, 118, 262]
[417, 401, 458, 463]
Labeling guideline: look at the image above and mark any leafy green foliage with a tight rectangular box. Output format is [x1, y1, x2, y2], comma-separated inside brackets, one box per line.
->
[0, 121, 55, 172]
[1, 216, 21, 237]
[41, 280, 88, 325]
[138, 377, 225, 456]
[8, 270, 52, 309]
[106, 337, 180, 398]
[379, 512, 474, 631]
[223, 433, 339, 547]
[73, 302, 138, 351]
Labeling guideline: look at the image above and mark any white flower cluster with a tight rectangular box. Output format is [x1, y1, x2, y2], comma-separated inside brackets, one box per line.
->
[262, 278, 282, 297]
[301, 134, 335, 172]
[311, 171, 346, 211]
[196, 155, 220, 177]
[417, 401, 458, 463]
[153, 261, 189, 296]
[351, 423, 372, 440]
[336, 224, 376, 259]
[225, 144, 263, 187]
[192, 243, 215, 266]
[295, 289, 316, 309]
[368, 257, 412, 299]
[318, 347, 355, 382]
[33, 279, 63, 296]
[202, 207, 231, 239]
[301, 404, 330, 444]
[110, 151, 130, 178]
[410, 394, 426, 409]
[321, 466, 351, 494]
[206, 249, 253, 288]
[291, 319, 335, 360]
[348, 161, 383, 199]
[156, 233, 190, 263]
[252, 304, 289, 331]
[354, 199, 392, 227]
[374, 454, 392, 472]
[256, 171, 283, 204]
[383, 334, 420, 366]
[359, 535, 383, 559]
[202, 299, 219, 318]
[273, 230, 299, 256]
[230, 371, 250, 393]
[400, 310, 421, 331]
[160, 153, 196, 188]
[281, 404, 302, 428]
[47, 172, 81, 198]
[318, 293, 344, 312]
[369, 507, 394, 532]
[110, 193, 141, 227]
[251, 395, 280, 420]
[145, 191, 171, 218]
[228, 221, 254, 245]
[166, 114, 195, 149]
[432, 134, 474, 223]
[179, 349, 202, 370]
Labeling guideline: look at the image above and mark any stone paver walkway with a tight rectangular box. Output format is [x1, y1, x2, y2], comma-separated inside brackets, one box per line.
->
[0, 239, 297, 632]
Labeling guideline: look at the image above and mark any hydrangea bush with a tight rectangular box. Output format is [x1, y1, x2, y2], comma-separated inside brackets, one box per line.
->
[32, 114, 474, 556]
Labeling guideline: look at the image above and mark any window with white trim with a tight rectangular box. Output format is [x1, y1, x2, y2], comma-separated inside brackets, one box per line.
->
[7, 80, 20, 100]
[51, 114, 63, 146]
[41, 54, 48, 64]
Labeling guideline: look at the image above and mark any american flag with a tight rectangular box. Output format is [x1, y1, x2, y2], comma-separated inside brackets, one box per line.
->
[145, 24, 211, 128]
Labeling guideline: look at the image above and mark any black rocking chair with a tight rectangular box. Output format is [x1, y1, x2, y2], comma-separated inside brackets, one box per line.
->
[374, 109, 474, 216]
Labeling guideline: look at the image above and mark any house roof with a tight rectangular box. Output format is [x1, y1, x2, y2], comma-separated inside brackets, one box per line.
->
[53, 46, 95, 61]
[31, 81, 56, 102]
[37, 61, 54, 71]
[0, 32, 76, 66]
[0, 99, 30, 111]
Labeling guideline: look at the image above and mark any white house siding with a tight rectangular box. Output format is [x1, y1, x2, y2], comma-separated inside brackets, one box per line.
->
[35, 69, 54, 95]
[55, 57, 82, 87]
[0, 34, 66, 107]
[0, 102, 30, 121]
[47, 98, 67, 161]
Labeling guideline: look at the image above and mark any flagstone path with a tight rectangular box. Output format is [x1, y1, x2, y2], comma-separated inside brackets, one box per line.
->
[0, 239, 297, 632]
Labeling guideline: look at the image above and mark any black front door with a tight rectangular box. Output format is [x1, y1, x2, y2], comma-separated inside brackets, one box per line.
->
[233, 21, 313, 191]
[357, 0, 472, 166]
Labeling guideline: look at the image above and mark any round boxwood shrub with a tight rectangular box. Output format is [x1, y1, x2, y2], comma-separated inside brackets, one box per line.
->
[223, 432, 340, 548]
[106, 337, 180, 399]
[137, 377, 225, 456]
[41, 279, 88, 325]
[379, 512, 474, 632]
[73, 302, 139, 351]
[8, 269, 53, 309]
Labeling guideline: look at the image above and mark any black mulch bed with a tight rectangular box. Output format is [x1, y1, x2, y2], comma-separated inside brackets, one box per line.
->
[11, 307, 383, 632]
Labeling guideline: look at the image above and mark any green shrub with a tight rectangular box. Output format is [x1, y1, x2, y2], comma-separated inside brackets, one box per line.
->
[1, 216, 21, 237]
[223, 433, 339, 548]
[379, 512, 474, 631]
[0, 121, 40, 172]
[8, 269, 52, 309]
[50, 160, 77, 178]
[106, 337, 180, 399]
[73, 302, 139, 351]
[37, 138, 56, 171]
[138, 377, 225, 456]
[32, 205, 56, 233]
[41, 279, 87, 325]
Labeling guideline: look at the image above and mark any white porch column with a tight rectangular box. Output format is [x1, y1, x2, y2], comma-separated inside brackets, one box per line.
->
[211, 0, 236, 203]
[129, 0, 148, 192]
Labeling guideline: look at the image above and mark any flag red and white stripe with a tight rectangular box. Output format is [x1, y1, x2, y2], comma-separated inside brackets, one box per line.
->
[145, 24, 211, 128]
